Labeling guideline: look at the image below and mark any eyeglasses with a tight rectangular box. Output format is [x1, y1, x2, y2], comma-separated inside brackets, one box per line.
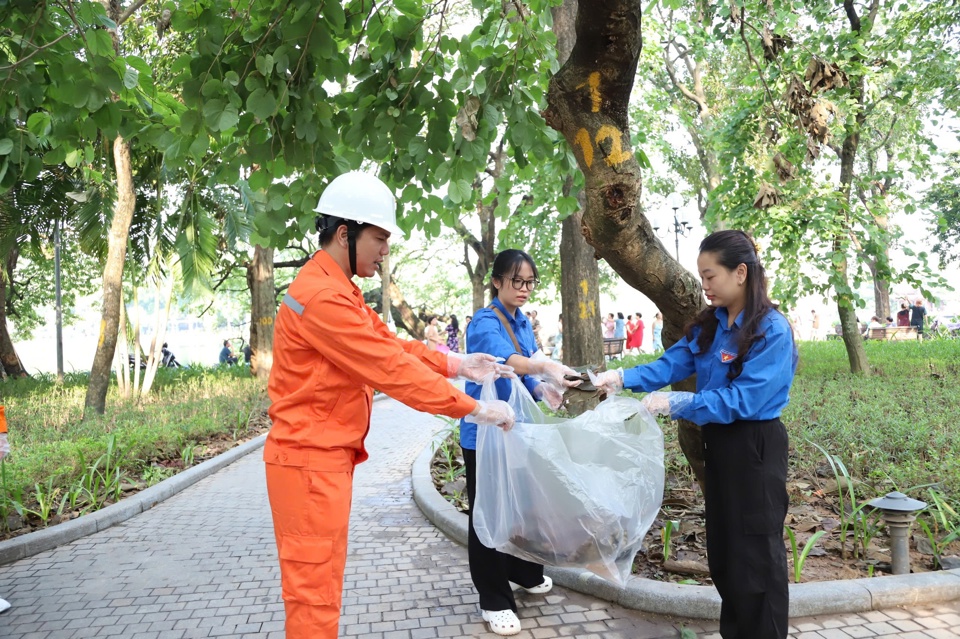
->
[509, 278, 540, 291]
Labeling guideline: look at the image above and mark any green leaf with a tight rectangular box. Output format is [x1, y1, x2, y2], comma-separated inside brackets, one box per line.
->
[247, 88, 278, 120]
[0, 139, 12, 156]
[394, 0, 425, 19]
[448, 179, 472, 204]
[26, 112, 51, 137]
[122, 65, 139, 89]
[256, 54, 274, 77]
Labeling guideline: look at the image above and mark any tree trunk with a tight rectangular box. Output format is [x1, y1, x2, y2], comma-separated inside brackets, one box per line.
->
[247, 245, 276, 380]
[84, 136, 136, 417]
[559, 208, 603, 370]
[364, 281, 429, 339]
[553, 0, 603, 384]
[0, 246, 28, 378]
[830, 0, 879, 374]
[869, 256, 891, 321]
[544, 0, 706, 486]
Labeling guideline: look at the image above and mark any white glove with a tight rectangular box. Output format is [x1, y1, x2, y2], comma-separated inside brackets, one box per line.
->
[464, 399, 516, 431]
[0, 433, 8, 461]
[589, 368, 624, 395]
[533, 382, 565, 411]
[527, 351, 581, 388]
[447, 352, 516, 382]
[641, 391, 695, 418]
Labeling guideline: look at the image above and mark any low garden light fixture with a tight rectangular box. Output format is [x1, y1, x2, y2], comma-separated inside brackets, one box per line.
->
[867, 491, 927, 575]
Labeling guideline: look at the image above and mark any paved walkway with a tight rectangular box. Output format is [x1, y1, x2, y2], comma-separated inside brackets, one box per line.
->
[1, 397, 959, 638]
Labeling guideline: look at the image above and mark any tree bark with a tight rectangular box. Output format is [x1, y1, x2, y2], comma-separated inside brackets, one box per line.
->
[553, 0, 603, 377]
[84, 136, 136, 417]
[247, 245, 276, 380]
[363, 281, 429, 339]
[0, 246, 28, 378]
[543, 0, 706, 486]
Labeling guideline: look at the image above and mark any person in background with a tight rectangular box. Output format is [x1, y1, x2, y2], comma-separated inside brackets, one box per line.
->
[652, 311, 664, 353]
[626, 312, 644, 354]
[594, 230, 797, 639]
[445, 314, 461, 353]
[896, 301, 911, 327]
[463, 315, 472, 353]
[613, 312, 626, 340]
[530, 309, 543, 350]
[463, 249, 581, 636]
[602, 312, 615, 339]
[810, 309, 820, 341]
[911, 299, 927, 339]
[243, 344, 253, 364]
[265, 171, 516, 639]
[219, 340, 238, 365]
[0, 404, 9, 613]
[886, 316, 895, 327]
[862, 315, 884, 337]
[424, 316, 444, 350]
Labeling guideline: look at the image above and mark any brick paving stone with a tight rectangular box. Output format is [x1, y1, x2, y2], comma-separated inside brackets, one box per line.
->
[1, 397, 960, 638]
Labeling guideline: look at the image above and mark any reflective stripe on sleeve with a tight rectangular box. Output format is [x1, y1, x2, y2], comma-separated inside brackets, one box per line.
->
[283, 293, 306, 316]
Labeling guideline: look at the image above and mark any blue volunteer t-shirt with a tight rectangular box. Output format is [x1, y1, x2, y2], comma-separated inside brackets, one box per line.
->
[460, 298, 542, 450]
[622, 307, 797, 425]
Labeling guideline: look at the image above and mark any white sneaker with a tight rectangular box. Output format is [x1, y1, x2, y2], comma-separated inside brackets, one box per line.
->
[0, 597, 10, 613]
[510, 575, 553, 594]
[481, 609, 521, 636]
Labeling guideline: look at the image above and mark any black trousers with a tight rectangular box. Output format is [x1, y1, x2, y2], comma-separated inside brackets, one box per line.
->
[702, 418, 790, 639]
[463, 447, 545, 612]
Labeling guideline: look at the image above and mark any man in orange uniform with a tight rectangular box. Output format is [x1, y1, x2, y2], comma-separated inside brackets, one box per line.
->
[265, 171, 516, 639]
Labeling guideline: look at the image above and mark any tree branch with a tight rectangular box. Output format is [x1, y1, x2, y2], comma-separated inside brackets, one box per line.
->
[117, 0, 151, 25]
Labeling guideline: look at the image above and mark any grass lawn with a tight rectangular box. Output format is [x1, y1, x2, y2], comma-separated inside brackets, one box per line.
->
[1, 365, 266, 534]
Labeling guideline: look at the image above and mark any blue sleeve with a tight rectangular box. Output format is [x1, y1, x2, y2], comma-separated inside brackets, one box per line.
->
[467, 314, 518, 363]
[468, 313, 542, 401]
[622, 336, 697, 391]
[674, 319, 796, 424]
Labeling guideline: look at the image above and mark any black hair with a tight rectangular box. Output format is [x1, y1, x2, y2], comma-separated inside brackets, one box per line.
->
[448, 314, 459, 332]
[685, 229, 788, 380]
[223, 340, 230, 347]
[617, 312, 624, 320]
[637, 312, 642, 318]
[490, 249, 539, 298]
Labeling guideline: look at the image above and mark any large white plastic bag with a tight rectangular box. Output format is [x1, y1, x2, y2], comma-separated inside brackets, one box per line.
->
[473, 377, 665, 586]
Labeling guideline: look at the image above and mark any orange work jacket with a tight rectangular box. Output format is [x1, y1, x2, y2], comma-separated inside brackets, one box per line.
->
[266, 250, 476, 467]
[0, 405, 6, 433]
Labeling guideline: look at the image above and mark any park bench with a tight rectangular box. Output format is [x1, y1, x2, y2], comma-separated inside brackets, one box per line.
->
[603, 337, 626, 360]
[866, 326, 919, 341]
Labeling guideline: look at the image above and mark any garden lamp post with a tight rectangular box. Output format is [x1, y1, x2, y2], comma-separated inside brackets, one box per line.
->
[652, 193, 692, 261]
[867, 491, 927, 575]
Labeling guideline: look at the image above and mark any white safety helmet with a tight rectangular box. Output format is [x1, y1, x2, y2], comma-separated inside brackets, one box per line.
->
[314, 171, 402, 237]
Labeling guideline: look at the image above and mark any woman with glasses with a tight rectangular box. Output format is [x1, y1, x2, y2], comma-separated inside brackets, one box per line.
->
[461, 249, 581, 636]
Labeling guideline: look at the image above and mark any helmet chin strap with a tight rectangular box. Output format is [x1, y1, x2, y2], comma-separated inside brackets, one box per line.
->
[347, 226, 358, 276]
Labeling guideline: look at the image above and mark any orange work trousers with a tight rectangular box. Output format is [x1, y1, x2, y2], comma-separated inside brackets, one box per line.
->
[265, 461, 354, 639]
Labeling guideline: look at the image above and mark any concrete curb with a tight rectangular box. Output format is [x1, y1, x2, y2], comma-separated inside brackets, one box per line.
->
[412, 429, 960, 619]
[0, 433, 268, 567]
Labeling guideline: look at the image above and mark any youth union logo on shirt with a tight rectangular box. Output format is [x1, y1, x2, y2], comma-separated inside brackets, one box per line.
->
[720, 349, 736, 363]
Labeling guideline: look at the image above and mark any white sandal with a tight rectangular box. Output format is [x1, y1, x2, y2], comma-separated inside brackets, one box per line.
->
[511, 575, 553, 595]
[481, 609, 522, 636]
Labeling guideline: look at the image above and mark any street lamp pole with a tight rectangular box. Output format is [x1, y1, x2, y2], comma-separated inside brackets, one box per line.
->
[653, 194, 692, 262]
